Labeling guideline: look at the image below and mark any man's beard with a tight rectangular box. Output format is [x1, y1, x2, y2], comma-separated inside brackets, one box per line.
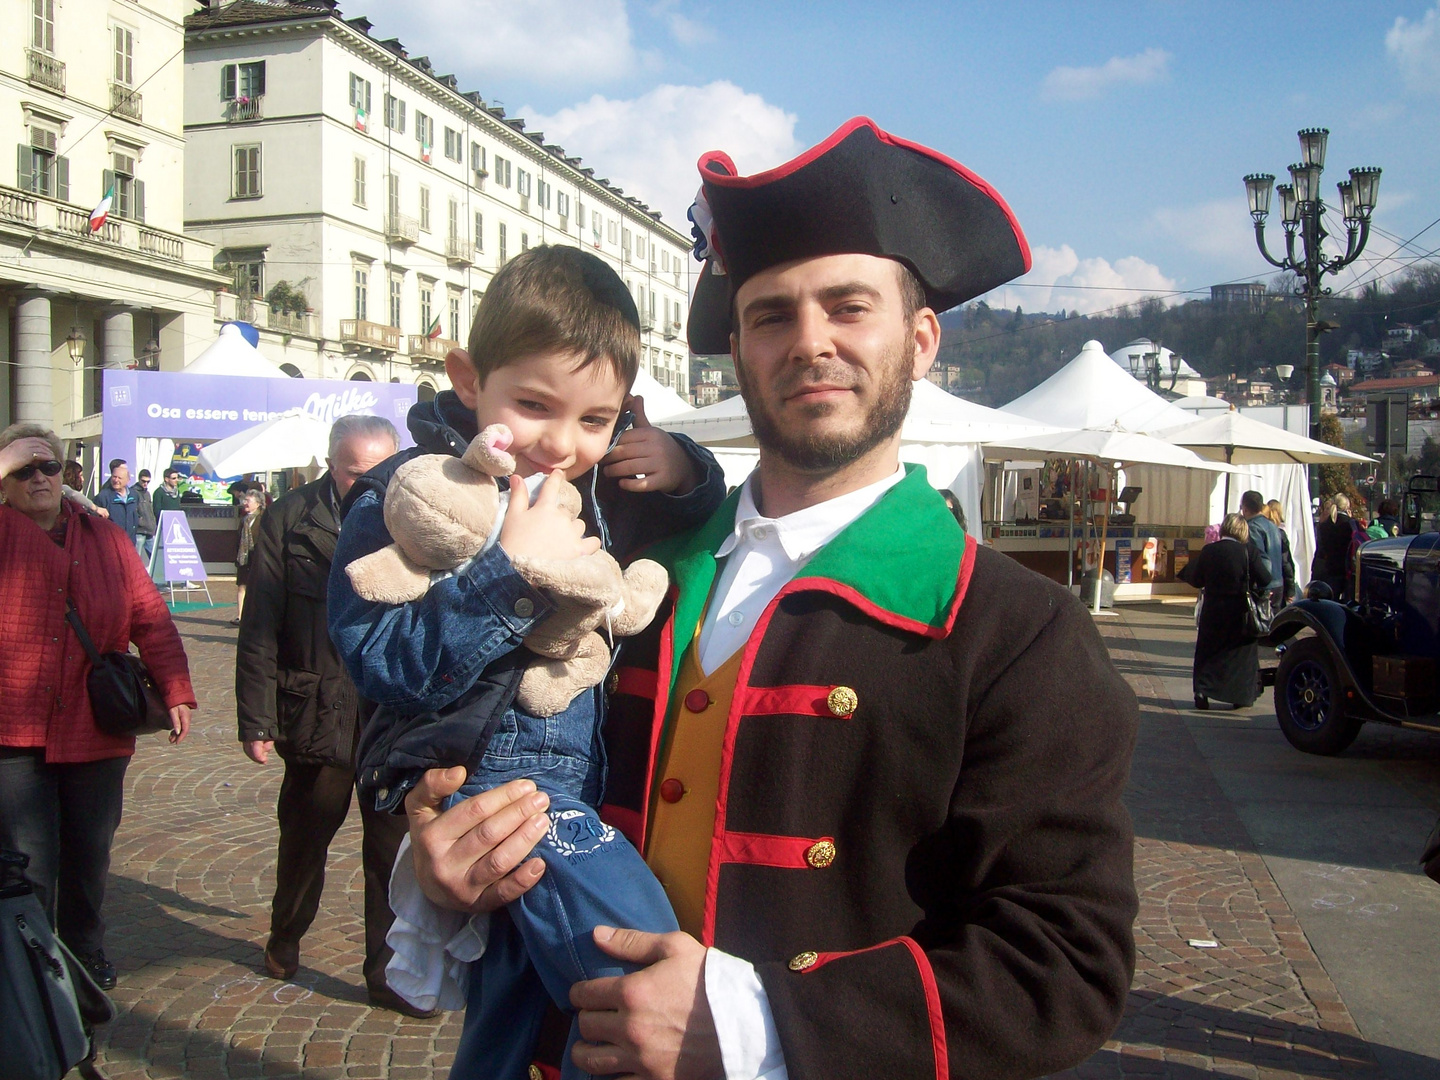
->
[736, 336, 913, 472]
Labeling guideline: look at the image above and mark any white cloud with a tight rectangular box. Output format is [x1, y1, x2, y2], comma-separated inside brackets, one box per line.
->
[1386, 5, 1440, 93]
[526, 81, 800, 232]
[1148, 198, 1258, 266]
[353, 0, 642, 84]
[648, 0, 715, 45]
[1040, 48, 1172, 102]
[987, 244, 1179, 315]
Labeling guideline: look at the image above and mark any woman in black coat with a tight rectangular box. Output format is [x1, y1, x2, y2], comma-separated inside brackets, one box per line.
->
[1179, 513, 1272, 709]
[1312, 493, 1356, 599]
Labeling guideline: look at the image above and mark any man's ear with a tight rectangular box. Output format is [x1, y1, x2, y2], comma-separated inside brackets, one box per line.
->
[445, 349, 480, 410]
[910, 308, 941, 381]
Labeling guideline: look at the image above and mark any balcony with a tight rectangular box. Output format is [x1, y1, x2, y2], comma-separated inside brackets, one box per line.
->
[225, 96, 263, 123]
[26, 49, 65, 94]
[110, 83, 142, 121]
[340, 319, 400, 352]
[384, 213, 419, 245]
[0, 189, 38, 227]
[445, 236, 475, 266]
[407, 334, 459, 361]
[0, 184, 214, 270]
[138, 228, 183, 261]
[266, 308, 319, 337]
[663, 321, 680, 341]
[639, 316, 654, 333]
[56, 204, 120, 243]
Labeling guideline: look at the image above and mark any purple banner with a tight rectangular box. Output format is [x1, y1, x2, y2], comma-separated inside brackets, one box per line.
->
[157, 510, 208, 583]
[102, 370, 418, 480]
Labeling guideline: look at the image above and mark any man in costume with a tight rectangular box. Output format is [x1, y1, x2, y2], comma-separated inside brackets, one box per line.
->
[403, 117, 1139, 1080]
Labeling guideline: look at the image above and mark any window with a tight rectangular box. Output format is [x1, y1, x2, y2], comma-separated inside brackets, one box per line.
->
[420, 281, 434, 335]
[607, 219, 617, 244]
[471, 142, 487, 176]
[493, 155, 512, 188]
[449, 292, 462, 342]
[354, 265, 369, 321]
[622, 227, 632, 260]
[557, 191, 569, 219]
[418, 185, 430, 231]
[232, 144, 261, 199]
[32, 0, 54, 53]
[349, 74, 372, 128]
[520, 231, 529, 252]
[231, 257, 264, 298]
[516, 168, 531, 198]
[661, 249, 669, 272]
[444, 127, 463, 162]
[385, 94, 406, 132]
[593, 212, 603, 241]
[498, 222, 507, 264]
[474, 211, 484, 251]
[386, 172, 400, 218]
[221, 61, 266, 101]
[106, 151, 143, 220]
[112, 26, 134, 86]
[389, 271, 403, 328]
[637, 235, 646, 261]
[415, 112, 434, 159]
[353, 156, 366, 206]
[448, 198, 460, 240]
[17, 126, 66, 201]
[537, 179, 550, 210]
[576, 201, 585, 230]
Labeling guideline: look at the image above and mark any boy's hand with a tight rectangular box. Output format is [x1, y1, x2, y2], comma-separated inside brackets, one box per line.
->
[499, 469, 602, 563]
[603, 396, 699, 496]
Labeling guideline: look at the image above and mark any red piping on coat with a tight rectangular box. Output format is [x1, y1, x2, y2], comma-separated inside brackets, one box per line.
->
[737, 684, 848, 718]
[717, 831, 834, 868]
[800, 937, 949, 1080]
[611, 666, 658, 701]
[634, 585, 678, 855]
[697, 117, 1030, 274]
[598, 803, 642, 848]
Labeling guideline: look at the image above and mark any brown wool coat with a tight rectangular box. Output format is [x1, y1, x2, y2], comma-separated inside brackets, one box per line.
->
[598, 468, 1138, 1080]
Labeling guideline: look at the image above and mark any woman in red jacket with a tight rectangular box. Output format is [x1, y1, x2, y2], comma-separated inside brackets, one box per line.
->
[0, 423, 196, 991]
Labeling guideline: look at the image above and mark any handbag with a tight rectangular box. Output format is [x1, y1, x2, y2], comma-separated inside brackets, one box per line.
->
[1242, 557, 1272, 639]
[64, 601, 171, 737]
[0, 850, 113, 1080]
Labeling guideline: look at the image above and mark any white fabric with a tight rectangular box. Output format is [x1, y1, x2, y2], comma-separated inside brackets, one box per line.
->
[196, 410, 333, 477]
[1159, 410, 1373, 465]
[182, 322, 291, 377]
[384, 834, 490, 1012]
[981, 427, 1234, 471]
[697, 464, 907, 674]
[630, 369, 694, 420]
[1003, 340, 1198, 433]
[707, 948, 789, 1080]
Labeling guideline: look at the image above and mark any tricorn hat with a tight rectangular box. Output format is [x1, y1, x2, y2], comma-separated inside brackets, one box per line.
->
[685, 117, 1031, 355]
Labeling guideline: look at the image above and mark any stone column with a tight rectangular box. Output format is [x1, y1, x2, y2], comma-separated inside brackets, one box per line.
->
[103, 308, 135, 369]
[14, 292, 53, 425]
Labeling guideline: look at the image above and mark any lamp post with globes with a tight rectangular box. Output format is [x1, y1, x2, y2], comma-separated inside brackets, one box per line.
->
[1244, 129, 1379, 489]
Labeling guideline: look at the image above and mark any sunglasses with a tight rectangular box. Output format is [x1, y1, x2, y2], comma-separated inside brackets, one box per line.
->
[12, 460, 63, 481]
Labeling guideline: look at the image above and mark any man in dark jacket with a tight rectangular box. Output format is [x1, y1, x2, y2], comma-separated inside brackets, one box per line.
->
[234, 413, 426, 1015]
[94, 459, 139, 544]
[132, 469, 156, 562]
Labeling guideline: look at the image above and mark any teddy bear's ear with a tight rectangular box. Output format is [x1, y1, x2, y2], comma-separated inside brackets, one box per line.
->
[345, 544, 433, 604]
[464, 425, 517, 477]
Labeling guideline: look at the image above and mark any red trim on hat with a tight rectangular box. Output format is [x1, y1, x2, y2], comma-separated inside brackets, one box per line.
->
[695, 116, 1031, 275]
[717, 830, 834, 868]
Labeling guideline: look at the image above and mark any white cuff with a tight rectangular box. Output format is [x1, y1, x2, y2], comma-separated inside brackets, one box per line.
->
[704, 947, 788, 1080]
[383, 832, 490, 1012]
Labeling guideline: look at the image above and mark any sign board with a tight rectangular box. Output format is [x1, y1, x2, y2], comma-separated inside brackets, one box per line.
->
[157, 511, 207, 583]
[1365, 394, 1409, 455]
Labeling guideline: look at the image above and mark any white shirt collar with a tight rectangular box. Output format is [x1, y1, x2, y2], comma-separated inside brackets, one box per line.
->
[715, 464, 908, 564]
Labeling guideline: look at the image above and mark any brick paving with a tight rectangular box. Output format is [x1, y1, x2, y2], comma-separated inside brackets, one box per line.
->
[84, 587, 1409, 1078]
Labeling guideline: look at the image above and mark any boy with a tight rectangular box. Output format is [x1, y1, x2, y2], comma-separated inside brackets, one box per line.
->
[329, 246, 725, 1077]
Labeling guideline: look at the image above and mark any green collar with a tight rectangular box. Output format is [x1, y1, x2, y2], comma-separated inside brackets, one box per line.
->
[648, 464, 967, 689]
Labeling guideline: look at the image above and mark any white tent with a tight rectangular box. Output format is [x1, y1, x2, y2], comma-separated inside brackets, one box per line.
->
[629, 370, 693, 421]
[1159, 409, 1374, 467]
[197, 411, 333, 477]
[183, 323, 291, 378]
[982, 427, 1234, 472]
[1003, 340, 1198, 433]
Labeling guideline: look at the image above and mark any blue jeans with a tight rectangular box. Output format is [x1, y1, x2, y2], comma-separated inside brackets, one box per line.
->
[448, 790, 678, 1080]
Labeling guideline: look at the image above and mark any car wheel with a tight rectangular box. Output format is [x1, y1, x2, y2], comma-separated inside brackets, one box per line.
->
[1274, 637, 1362, 755]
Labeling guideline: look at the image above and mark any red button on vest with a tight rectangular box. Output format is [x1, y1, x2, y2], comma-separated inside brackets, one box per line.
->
[659, 778, 686, 803]
[684, 689, 710, 712]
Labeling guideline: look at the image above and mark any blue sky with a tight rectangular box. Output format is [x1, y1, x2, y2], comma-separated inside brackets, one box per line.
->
[355, 0, 1439, 315]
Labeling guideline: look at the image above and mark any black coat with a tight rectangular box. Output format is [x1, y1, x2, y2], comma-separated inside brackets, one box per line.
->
[236, 474, 362, 767]
[1178, 537, 1270, 706]
[1313, 513, 1355, 587]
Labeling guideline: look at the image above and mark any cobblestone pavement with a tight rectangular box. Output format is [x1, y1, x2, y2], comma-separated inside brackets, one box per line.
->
[86, 588, 1431, 1079]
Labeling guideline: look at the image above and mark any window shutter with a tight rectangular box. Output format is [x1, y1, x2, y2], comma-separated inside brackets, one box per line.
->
[133, 179, 145, 222]
[222, 64, 236, 100]
[102, 168, 115, 200]
[254, 61, 266, 96]
[56, 155, 68, 202]
[17, 146, 32, 193]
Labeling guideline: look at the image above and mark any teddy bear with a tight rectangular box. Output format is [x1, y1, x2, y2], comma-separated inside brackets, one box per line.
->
[344, 424, 669, 717]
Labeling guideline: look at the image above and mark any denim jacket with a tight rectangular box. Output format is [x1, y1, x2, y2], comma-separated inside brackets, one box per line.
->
[328, 390, 727, 810]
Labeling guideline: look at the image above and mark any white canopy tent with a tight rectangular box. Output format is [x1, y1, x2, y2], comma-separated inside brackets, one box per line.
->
[1003, 340, 1198, 433]
[197, 411, 334, 478]
[182, 323, 292, 378]
[629, 370, 693, 421]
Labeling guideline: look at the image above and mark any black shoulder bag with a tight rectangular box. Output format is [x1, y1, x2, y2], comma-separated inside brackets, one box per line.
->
[1242, 554, 1272, 639]
[64, 601, 171, 737]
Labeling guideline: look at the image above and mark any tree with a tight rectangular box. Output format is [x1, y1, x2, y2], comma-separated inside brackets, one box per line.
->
[1316, 411, 1366, 510]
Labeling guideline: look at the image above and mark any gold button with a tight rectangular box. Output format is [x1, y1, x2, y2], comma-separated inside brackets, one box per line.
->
[826, 686, 858, 717]
[805, 840, 836, 868]
[788, 951, 818, 972]
[528, 1067, 543, 1080]
[606, 671, 620, 694]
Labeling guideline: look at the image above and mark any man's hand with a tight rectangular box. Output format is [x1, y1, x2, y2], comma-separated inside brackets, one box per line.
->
[570, 927, 723, 1080]
[168, 705, 192, 744]
[602, 397, 699, 495]
[499, 470, 603, 563]
[404, 769, 550, 913]
[243, 739, 273, 764]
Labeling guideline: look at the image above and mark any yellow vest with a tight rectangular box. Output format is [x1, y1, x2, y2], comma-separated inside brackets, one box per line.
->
[643, 640, 743, 938]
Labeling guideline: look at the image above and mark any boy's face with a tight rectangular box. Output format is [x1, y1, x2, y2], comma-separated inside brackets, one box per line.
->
[448, 349, 627, 481]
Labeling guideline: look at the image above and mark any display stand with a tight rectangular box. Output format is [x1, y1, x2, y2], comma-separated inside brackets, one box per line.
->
[152, 510, 214, 607]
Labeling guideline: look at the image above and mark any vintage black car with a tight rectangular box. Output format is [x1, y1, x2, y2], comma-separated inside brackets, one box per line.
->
[1267, 477, 1440, 754]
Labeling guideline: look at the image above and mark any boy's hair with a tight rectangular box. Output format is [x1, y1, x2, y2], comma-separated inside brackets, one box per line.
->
[467, 245, 641, 388]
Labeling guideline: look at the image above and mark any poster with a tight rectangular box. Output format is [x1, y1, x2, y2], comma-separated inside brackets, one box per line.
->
[1114, 540, 1132, 583]
[157, 510, 207, 583]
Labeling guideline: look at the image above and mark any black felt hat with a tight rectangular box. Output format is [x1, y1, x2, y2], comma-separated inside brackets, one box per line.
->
[686, 117, 1031, 355]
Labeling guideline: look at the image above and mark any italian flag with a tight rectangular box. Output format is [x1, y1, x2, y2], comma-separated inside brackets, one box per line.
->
[355, 105, 367, 131]
[425, 314, 442, 340]
[89, 183, 114, 232]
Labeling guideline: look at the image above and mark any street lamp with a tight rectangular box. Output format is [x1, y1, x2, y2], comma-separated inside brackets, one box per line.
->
[1244, 128, 1380, 487]
[65, 326, 86, 366]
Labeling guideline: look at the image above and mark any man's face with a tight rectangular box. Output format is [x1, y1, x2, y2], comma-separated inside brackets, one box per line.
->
[731, 254, 933, 473]
[163, 471, 179, 491]
[136, 474, 149, 489]
[328, 434, 399, 498]
[109, 465, 128, 490]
